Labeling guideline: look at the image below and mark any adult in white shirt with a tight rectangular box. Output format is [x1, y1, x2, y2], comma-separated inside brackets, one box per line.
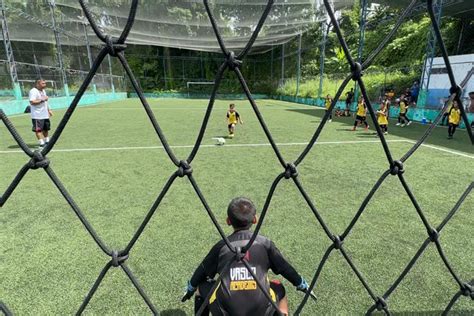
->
[29, 79, 53, 147]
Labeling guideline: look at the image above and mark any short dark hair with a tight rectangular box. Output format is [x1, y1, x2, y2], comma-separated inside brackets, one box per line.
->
[227, 197, 256, 229]
[35, 78, 45, 85]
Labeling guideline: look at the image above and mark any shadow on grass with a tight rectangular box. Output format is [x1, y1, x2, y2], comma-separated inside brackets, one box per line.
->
[160, 309, 187, 316]
[8, 144, 38, 149]
[286, 108, 474, 155]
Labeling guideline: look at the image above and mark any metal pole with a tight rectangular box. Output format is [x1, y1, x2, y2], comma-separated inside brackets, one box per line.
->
[33, 54, 41, 77]
[0, 0, 20, 99]
[354, 0, 368, 108]
[108, 54, 115, 93]
[83, 23, 93, 69]
[200, 51, 204, 80]
[270, 46, 274, 89]
[49, 0, 69, 96]
[419, 0, 444, 107]
[318, 20, 330, 101]
[455, 19, 466, 56]
[296, 33, 302, 98]
[162, 49, 167, 90]
[82, 20, 97, 93]
[281, 43, 285, 87]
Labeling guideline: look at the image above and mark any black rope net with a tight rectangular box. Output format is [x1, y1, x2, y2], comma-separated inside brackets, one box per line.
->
[1, 0, 473, 315]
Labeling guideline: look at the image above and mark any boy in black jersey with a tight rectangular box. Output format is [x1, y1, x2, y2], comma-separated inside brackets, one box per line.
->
[182, 197, 309, 316]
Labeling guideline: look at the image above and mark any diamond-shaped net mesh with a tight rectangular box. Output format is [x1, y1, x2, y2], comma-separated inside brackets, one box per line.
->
[1, 0, 473, 315]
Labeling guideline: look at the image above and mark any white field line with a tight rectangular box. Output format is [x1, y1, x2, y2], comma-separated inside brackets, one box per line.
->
[0, 139, 471, 159]
[0, 139, 425, 154]
[403, 140, 474, 159]
[79, 107, 305, 111]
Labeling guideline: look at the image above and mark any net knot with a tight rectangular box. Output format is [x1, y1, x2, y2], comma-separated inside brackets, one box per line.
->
[105, 36, 126, 57]
[284, 163, 298, 179]
[226, 51, 242, 70]
[428, 227, 439, 242]
[111, 250, 128, 267]
[449, 85, 462, 97]
[390, 160, 404, 176]
[351, 62, 363, 81]
[28, 150, 50, 170]
[177, 160, 193, 177]
[461, 282, 473, 299]
[332, 235, 343, 250]
[375, 297, 387, 311]
[235, 247, 246, 262]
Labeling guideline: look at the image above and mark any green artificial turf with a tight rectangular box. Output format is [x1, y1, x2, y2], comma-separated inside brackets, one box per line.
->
[1, 98, 473, 315]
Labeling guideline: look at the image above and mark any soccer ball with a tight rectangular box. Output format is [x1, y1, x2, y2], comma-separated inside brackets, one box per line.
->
[213, 137, 226, 145]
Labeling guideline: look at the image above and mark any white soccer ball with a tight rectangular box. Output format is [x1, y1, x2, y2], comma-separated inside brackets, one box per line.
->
[213, 137, 226, 145]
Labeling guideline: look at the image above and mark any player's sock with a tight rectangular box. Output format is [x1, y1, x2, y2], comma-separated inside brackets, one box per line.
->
[39, 139, 45, 146]
[45, 137, 50, 143]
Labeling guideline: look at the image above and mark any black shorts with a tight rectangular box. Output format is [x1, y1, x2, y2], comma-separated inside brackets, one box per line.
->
[32, 119, 51, 132]
[356, 115, 366, 121]
[198, 279, 286, 315]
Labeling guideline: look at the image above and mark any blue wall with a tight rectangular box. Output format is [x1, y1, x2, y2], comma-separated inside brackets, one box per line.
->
[0, 92, 127, 116]
[273, 95, 474, 129]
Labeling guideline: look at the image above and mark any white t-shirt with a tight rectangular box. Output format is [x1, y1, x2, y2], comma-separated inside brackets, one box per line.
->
[29, 88, 49, 119]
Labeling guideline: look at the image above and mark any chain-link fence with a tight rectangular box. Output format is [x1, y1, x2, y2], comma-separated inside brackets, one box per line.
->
[1, 0, 473, 315]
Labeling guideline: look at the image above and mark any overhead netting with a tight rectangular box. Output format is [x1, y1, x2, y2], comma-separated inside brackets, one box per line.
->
[1, 0, 473, 315]
[4, 0, 353, 53]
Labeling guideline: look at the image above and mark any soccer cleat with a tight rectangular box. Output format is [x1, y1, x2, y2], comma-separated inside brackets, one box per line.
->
[328, 119, 332, 123]
[229, 133, 234, 138]
[384, 131, 388, 135]
[365, 125, 369, 131]
[400, 124, 405, 127]
[351, 127, 356, 131]
[407, 121, 412, 126]
[396, 123, 401, 126]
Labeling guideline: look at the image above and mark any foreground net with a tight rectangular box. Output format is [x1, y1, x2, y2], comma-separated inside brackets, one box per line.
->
[1, 0, 473, 315]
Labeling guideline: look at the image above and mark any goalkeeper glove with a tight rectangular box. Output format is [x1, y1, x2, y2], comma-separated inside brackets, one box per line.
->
[181, 280, 197, 302]
[296, 277, 309, 292]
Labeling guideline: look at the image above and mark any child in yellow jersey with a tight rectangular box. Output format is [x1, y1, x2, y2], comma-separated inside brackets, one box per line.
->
[377, 98, 389, 135]
[396, 95, 411, 127]
[352, 96, 369, 131]
[447, 100, 461, 139]
[227, 103, 243, 138]
[325, 94, 333, 122]
[441, 98, 453, 126]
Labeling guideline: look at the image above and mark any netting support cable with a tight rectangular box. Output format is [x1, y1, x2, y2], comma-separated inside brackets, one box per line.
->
[42, 48, 109, 155]
[370, 182, 474, 314]
[76, 261, 113, 315]
[294, 245, 334, 315]
[123, 173, 178, 254]
[45, 167, 110, 254]
[1, 0, 473, 314]
[187, 63, 227, 163]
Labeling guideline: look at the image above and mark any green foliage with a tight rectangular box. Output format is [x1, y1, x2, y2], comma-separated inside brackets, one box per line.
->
[277, 68, 419, 100]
